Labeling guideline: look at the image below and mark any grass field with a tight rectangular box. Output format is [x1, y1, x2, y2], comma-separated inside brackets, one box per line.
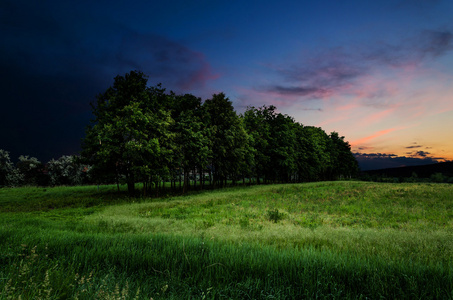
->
[0, 181, 452, 299]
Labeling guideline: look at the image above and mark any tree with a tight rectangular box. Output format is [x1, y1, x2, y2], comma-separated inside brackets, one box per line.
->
[203, 93, 251, 187]
[79, 70, 358, 194]
[242, 106, 270, 183]
[82, 71, 172, 195]
[328, 132, 359, 179]
[47, 155, 86, 186]
[293, 124, 315, 181]
[299, 126, 332, 181]
[16, 155, 47, 186]
[243, 106, 299, 183]
[0, 149, 19, 187]
[267, 111, 298, 183]
[171, 94, 210, 193]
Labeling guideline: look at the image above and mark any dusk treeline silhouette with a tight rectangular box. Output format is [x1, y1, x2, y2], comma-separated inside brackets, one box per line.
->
[79, 71, 358, 195]
[0, 70, 360, 191]
[360, 161, 453, 183]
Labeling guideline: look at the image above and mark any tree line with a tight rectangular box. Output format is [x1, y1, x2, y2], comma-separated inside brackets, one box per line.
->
[0, 70, 358, 192]
[80, 71, 358, 195]
[0, 151, 88, 187]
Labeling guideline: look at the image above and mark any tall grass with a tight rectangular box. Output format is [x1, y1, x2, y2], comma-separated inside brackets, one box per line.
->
[1, 181, 452, 298]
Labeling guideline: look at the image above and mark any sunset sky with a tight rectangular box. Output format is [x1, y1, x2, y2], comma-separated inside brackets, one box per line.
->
[1, 0, 453, 170]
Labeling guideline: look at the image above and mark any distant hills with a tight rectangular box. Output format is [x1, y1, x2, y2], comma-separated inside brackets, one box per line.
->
[361, 161, 453, 179]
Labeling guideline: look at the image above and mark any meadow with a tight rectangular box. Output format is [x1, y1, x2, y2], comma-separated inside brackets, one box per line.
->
[0, 181, 452, 299]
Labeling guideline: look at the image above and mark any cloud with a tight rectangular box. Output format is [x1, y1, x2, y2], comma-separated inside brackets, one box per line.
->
[417, 30, 453, 58]
[116, 31, 219, 91]
[404, 143, 440, 159]
[358, 146, 374, 151]
[406, 145, 423, 149]
[265, 86, 327, 97]
[235, 87, 323, 110]
[263, 49, 363, 99]
[259, 29, 453, 100]
[350, 128, 399, 147]
[356, 153, 398, 158]
[414, 150, 431, 157]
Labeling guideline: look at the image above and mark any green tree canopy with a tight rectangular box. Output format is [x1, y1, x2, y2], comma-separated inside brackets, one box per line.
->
[82, 71, 172, 195]
[171, 94, 211, 193]
[78, 70, 358, 195]
[203, 93, 251, 187]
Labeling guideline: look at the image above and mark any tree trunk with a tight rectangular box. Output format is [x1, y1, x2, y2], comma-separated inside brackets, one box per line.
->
[143, 181, 147, 197]
[179, 171, 182, 190]
[199, 165, 203, 190]
[115, 166, 120, 192]
[183, 169, 188, 194]
[127, 181, 135, 195]
[155, 177, 159, 197]
[209, 169, 213, 188]
[192, 168, 195, 189]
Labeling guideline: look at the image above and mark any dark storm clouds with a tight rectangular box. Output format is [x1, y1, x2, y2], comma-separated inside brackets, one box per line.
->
[0, 1, 217, 162]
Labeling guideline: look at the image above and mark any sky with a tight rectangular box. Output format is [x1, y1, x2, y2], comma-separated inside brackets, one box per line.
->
[1, 0, 453, 170]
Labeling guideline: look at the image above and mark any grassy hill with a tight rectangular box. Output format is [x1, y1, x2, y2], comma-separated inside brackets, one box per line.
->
[1, 181, 452, 298]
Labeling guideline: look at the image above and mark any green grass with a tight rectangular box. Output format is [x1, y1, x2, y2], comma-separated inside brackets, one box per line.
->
[1, 181, 452, 299]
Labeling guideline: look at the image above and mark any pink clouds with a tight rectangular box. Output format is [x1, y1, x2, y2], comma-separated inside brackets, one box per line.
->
[231, 28, 453, 166]
[357, 107, 398, 127]
[246, 29, 453, 109]
[350, 128, 398, 148]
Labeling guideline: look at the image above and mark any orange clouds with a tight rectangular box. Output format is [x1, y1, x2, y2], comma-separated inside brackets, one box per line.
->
[350, 128, 399, 148]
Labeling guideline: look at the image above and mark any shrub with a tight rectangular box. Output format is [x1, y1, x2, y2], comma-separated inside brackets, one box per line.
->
[16, 155, 48, 186]
[430, 172, 445, 183]
[0, 149, 20, 187]
[47, 155, 86, 186]
[267, 208, 283, 223]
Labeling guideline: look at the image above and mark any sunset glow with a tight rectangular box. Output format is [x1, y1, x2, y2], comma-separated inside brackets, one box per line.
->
[1, 0, 452, 169]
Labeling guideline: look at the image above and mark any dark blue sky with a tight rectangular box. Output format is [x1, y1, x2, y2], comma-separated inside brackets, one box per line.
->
[1, 0, 453, 170]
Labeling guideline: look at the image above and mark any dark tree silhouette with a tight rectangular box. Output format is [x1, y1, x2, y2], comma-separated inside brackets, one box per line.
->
[77, 70, 359, 195]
